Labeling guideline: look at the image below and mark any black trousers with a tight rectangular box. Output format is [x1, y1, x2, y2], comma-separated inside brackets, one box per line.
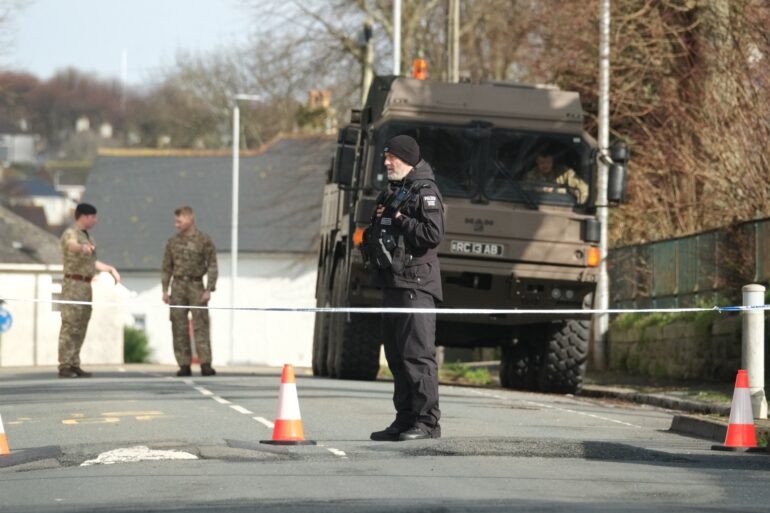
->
[382, 288, 441, 430]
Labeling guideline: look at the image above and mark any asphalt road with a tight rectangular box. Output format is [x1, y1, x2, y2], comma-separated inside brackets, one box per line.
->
[1, 365, 769, 512]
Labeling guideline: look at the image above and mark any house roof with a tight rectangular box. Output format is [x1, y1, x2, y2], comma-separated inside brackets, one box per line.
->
[0, 205, 61, 265]
[4, 204, 50, 232]
[3, 178, 64, 198]
[82, 134, 335, 271]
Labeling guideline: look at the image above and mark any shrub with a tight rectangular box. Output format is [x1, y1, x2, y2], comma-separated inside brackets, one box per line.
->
[440, 362, 493, 386]
[124, 326, 151, 363]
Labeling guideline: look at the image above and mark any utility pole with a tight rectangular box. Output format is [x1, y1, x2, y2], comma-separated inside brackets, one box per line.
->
[361, 19, 374, 105]
[120, 50, 128, 113]
[230, 93, 261, 364]
[447, 0, 460, 82]
[593, 0, 611, 370]
[393, 0, 401, 75]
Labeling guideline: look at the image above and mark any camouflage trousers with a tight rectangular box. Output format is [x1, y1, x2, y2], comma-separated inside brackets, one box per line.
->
[58, 280, 92, 370]
[169, 280, 212, 366]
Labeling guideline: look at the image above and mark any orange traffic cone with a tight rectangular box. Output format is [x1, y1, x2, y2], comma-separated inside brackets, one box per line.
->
[0, 413, 10, 456]
[712, 369, 761, 452]
[260, 364, 316, 445]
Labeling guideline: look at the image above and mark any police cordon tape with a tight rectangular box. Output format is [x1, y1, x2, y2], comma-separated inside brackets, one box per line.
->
[0, 296, 765, 315]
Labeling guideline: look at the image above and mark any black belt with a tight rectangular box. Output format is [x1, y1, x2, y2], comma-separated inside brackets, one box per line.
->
[174, 276, 203, 282]
[64, 274, 93, 282]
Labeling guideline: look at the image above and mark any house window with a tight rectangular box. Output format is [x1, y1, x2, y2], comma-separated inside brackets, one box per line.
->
[132, 314, 146, 331]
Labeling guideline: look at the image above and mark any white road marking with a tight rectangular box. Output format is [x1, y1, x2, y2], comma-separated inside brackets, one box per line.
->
[80, 446, 197, 466]
[466, 389, 643, 429]
[521, 399, 643, 429]
[194, 386, 214, 396]
[178, 377, 273, 430]
[253, 416, 274, 429]
[326, 447, 348, 459]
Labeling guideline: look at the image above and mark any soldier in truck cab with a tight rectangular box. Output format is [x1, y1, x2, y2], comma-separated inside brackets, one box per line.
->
[364, 134, 445, 442]
[523, 144, 588, 203]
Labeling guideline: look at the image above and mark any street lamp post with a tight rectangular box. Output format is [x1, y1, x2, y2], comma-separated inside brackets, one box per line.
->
[593, 0, 611, 369]
[393, 0, 401, 75]
[230, 93, 261, 364]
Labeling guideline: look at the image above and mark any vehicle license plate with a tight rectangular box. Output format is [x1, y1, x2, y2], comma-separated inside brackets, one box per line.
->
[450, 240, 504, 257]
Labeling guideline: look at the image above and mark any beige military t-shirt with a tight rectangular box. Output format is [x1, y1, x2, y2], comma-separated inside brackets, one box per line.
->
[524, 165, 589, 203]
[60, 224, 97, 277]
[161, 228, 218, 292]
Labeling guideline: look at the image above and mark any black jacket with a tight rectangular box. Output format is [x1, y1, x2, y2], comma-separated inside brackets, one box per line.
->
[370, 160, 445, 301]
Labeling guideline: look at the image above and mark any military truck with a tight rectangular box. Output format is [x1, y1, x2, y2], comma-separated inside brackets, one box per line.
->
[312, 75, 628, 394]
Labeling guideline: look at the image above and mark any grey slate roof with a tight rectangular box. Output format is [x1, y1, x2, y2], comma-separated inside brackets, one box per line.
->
[3, 178, 64, 197]
[0, 205, 62, 265]
[83, 135, 335, 271]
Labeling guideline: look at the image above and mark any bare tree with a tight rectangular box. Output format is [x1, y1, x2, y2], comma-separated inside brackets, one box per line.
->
[523, 0, 770, 245]
[0, 1, 29, 65]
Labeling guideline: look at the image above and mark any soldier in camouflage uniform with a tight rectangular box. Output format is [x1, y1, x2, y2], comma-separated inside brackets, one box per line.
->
[523, 146, 589, 203]
[58, 203, 121, 378]
[161, 206, 218, 377]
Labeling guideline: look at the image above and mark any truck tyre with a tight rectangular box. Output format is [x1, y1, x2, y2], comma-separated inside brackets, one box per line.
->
[312, 307, 328, 376]
[325, 266, 344, 377]
[326, 260, 381, 380]
[536, 319, 589, 394]
[499, 340, 538, 391]
[312, 294, 330, 377]
[312, 258, 333, 376]
[331, 312, 381, 380]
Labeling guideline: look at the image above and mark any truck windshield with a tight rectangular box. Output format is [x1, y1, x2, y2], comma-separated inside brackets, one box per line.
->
[483, 129, 592, 206]
[375, 123, 592, 206]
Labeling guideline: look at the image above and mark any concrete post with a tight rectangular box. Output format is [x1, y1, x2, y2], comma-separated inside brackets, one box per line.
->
[742, 284, 767, 419]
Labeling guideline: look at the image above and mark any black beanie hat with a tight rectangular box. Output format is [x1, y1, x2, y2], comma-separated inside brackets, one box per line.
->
[75, 202, 97, 218]
[384, 135, 420, 166]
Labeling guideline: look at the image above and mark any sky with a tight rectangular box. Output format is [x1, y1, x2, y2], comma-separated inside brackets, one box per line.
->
[6, 0, 254, 86]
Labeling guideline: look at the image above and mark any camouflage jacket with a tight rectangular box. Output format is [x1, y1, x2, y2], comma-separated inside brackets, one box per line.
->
[523, 165, 589, 204]
[60, 224, 97, 276]
[161, 228, 218, 292]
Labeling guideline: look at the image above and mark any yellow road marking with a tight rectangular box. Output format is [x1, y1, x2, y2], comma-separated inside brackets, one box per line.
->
[62, 411, 165, 425]
[101, 411, 163, 417]
[63, 417, 120, 425]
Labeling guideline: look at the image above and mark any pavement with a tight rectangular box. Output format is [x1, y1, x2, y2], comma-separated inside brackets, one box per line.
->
[580, 369, 770, 447]
[459, 362, 770, 448]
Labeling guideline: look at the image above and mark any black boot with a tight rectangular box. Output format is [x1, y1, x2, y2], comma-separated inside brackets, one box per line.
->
[58, 367, 77, 378]
[370, 424, 408, 441]
[176, 365, 192, 377]
[71, 366, 92, 378]
[200, 363, 216, 376]
[399, 424, 441, 441]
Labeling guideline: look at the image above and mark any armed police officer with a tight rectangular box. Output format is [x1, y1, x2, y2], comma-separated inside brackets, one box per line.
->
[162, 205, 218, 377]
[365, 135, 445, 441]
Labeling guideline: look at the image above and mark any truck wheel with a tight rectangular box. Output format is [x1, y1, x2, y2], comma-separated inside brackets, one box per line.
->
[499, 341, 537, 391]
[331, 313, 381, 380]
[326, 261, 381, 380]
[325, 268, 344, 377]
[312, 299, 331, 376]
[537, 319, 589, 394]
[312, 261, 332, 376]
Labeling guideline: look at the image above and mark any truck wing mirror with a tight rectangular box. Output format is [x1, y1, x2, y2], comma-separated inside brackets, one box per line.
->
[607, 141, 629, 205]
[332, 126, 360, 186]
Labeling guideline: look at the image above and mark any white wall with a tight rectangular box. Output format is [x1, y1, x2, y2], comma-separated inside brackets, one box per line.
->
[120, 253, 318, 368]
[0, 267, 128, 367]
